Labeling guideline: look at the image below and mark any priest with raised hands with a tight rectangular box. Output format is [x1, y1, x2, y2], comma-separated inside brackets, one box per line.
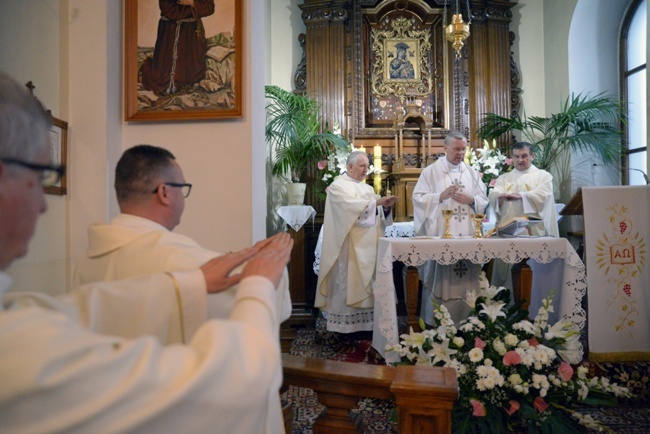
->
[412, 131, 488, 324]
[488, 141, 559, 238]
[316, 150, 399, 335]
[488, 141, 559, 288]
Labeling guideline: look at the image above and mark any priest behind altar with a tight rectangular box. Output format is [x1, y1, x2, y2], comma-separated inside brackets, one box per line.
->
[412, 131, 488, 324]
[488, 141, 559, 287]
[315, 151, 399, 333]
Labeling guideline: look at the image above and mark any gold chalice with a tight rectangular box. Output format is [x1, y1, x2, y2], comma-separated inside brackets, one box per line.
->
[471, 213, 486, 238]
[441, 209, 454, 239]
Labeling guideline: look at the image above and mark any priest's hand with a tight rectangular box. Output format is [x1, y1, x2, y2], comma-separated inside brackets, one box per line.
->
[452, 190, 474, 205]
[200, 247, 258, 293]
[241, 233, 293, 288]
[440, 185, 459, 201]
[498, 193, 522, 205]
[378, 195, 399, 208]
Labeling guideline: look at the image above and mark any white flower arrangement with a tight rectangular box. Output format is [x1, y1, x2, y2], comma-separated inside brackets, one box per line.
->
[465, 139, 513, 190]
[386, 275, 631, 433]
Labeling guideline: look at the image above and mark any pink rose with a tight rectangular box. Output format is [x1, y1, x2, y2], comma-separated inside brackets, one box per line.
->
[470, 399, 486, 417]
[558, 362, 574, 382]
[505, 400, 520, 416]
[528, 337, 540, 347]
[505, 158, 513, 165]
[533, 397, 549, 413]
[317, 160, 328, 170]
[489, 179, 496, 187]
[502, 350, 522, 366]
[474, 337, 486, 349]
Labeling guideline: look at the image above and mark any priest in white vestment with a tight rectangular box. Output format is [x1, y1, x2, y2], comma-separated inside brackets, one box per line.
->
[316, 151, 399, 333]
[0, 72, 291, 434]
[488, 141, 559, 287]
[73, 145, 292, 336]
[412, 132, 488, 324]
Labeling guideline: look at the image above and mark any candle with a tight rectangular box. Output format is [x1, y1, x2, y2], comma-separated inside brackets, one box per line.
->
[373, 144, 382, 194]
[358, 146, 366, 153]
[374, 173, 382, 194]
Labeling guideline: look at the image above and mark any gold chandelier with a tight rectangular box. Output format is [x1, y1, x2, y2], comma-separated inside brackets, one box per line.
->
[445, 0, 471, 59]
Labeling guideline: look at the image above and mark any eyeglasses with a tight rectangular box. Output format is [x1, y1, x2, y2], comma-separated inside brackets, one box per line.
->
[152, 182, 192, 198]
[1, 158, 65, 187]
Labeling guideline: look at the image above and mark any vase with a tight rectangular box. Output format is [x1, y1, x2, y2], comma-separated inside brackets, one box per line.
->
[286, 182, 307, 205]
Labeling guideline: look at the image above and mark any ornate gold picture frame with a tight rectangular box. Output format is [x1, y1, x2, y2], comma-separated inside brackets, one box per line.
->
[124, 0, 242, 121]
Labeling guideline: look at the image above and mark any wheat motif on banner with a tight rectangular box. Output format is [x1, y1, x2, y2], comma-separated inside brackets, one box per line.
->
[595, 204, 647, 334]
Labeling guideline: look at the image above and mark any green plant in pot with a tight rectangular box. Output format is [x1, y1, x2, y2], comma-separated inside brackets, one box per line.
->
[476, 93, 626, 202]
[265, 85, 350, 205]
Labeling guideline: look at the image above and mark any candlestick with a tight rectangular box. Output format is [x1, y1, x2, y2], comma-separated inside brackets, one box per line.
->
[374, 173, 382, 194]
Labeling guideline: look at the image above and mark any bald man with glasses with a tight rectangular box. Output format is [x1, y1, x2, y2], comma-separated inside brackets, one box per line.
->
[74, 144, 292, 338]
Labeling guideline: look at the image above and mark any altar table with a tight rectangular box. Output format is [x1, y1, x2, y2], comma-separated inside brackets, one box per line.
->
[373, 237, 587, 363]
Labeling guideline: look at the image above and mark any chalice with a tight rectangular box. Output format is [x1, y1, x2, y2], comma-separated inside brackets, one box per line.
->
[471, 213, 486, 238]
[441, 210, 454, 239]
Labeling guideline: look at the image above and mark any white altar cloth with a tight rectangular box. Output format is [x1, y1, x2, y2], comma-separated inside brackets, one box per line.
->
[313, 221, 415, 275]
[373, 237, 587, 363]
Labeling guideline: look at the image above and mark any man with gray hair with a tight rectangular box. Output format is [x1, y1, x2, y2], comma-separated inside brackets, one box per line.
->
[412, 131, 489, 324]
[0, 71, 292, 433]
[316, 150, 398, 334]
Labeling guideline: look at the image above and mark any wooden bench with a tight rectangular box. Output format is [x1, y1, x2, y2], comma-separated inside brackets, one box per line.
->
[282, 354, 458, 433]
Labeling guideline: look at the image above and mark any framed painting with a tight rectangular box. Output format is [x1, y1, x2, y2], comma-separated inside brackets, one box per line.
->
[45, 117, 68, 196]
[383, 38, 420, 83]
[124, 0, 242, 121]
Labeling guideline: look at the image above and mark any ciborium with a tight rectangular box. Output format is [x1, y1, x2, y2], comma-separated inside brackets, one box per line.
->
[441, 209, 454, 239]
[471, 213, 486, 238]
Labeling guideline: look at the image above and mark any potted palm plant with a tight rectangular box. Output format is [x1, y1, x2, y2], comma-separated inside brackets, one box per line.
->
[265, 85, 349, 205]
[476, 93, 627, 201]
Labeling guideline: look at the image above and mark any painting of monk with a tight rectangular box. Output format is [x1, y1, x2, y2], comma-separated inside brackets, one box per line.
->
[125, 0, 242, 120]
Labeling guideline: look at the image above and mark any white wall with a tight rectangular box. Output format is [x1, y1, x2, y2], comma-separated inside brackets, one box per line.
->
[0, 0, 70, 294]
[568, 0, 631, 189]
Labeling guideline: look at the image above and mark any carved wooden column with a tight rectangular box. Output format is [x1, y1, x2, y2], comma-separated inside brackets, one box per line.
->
[300, 1, 351, 208]
[467, 0, 515, 145]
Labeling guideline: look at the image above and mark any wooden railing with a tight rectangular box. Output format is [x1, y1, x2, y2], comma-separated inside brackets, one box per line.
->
[282, 354, 458, 433]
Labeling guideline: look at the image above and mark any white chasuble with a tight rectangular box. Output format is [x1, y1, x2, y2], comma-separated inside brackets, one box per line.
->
[74, 214, 292, 336]
[412, 158, 488, 324]
[316, 174, 392, 333]
[488, 166, 558, 237]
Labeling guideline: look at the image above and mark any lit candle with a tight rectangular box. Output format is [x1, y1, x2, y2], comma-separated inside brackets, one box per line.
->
[374, 173, 382, 194]
[358, 146, 366, 153]
[373, 144, 382, 194]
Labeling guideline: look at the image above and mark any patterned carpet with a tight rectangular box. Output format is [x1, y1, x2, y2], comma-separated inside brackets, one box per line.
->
[283, 317, 650, 434]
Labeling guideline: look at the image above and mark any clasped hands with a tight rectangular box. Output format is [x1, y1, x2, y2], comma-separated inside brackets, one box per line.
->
[440, 185, 474, 205]
[200, 233, 293, 293]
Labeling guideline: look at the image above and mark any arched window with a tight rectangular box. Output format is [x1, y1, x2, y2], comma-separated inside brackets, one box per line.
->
[621, 0, 647, 185]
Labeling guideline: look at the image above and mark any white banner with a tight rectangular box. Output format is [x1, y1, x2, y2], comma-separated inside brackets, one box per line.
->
[583, 186, 650, 362]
